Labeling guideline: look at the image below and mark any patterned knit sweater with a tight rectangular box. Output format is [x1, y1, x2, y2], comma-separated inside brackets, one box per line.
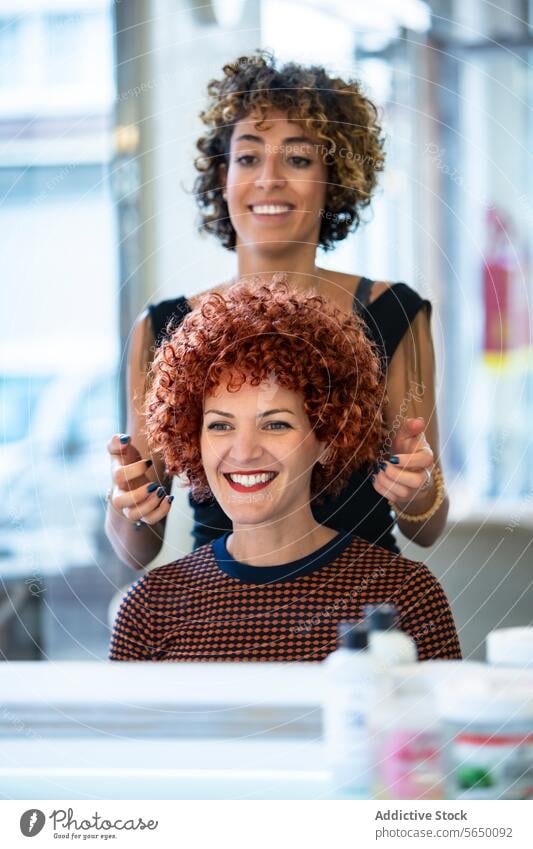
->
[109, 531, 461, 662]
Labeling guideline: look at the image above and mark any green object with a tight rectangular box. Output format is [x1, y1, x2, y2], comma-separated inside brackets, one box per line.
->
[456, 766, 494, 789]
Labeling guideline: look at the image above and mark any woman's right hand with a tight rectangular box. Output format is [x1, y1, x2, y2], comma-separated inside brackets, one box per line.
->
[106, 434, 173, 526]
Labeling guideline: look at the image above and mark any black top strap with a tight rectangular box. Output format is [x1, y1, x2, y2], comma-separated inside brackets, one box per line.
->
[147, 282, 431, 371]
[352, 275, 374, 311]
[148, 296, 191, 346]
[355, 281, 431, 369]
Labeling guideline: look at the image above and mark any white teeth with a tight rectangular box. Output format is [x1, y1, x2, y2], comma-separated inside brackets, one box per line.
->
[227, 473, 276, 487]
[251, 205, 291, 215]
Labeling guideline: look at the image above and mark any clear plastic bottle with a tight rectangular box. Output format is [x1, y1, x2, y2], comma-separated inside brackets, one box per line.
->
[370, 665, 444, 800]
[323, 622, 376, 799]
[364, 603, 417, 666]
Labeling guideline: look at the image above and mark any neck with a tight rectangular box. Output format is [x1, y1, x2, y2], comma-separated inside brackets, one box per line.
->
[235, 241, 321, 293]
[226, 508, 338, 567]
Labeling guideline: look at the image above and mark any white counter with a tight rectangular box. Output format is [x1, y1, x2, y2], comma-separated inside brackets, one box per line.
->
[1, 660, 324, 708]
[0, 662, 327, 798]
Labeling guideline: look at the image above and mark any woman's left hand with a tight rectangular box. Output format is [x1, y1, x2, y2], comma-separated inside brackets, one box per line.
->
[372, 416, 435, 507]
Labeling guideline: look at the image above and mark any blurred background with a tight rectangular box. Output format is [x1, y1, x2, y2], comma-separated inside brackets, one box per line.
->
[0, 0, 532, 662]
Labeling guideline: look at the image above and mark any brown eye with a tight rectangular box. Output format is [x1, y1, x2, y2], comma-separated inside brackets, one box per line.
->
[289, 156, 312, 167]
[235, 155, 257, 166]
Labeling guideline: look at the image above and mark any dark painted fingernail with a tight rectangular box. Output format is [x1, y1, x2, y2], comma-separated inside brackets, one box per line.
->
[147, 482, 159, 493]
[119, 434, 130, 444]
[157, 487, 166, 498]
[371, 475, 376, 484]
[389, 456, 400, 464]
[145, 459, 153, 468]
[379, 461, 387, 471]
[167, 495, 174, 504]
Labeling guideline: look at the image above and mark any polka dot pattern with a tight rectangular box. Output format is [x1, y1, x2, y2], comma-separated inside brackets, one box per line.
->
[109, 536, 461, 662]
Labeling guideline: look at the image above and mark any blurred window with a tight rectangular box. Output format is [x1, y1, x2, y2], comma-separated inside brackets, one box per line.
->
[66, 374, 117, 452]
[1, 376, 52, 443]
[0, 18, 24, 87]
[0, 164, 107, 204]
[0, 1, 121, 662]
[44, 14, 86, 86]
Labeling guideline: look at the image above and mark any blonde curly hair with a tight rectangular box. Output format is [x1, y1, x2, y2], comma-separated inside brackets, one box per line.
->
[193, 50, 386, 251]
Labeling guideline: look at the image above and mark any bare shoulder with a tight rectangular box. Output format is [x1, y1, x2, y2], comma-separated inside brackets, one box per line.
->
[187, 279, 234, 311]
[128, 308, 154, 370]
[368, 280, 393, 303]
[317, 268, 394, 311]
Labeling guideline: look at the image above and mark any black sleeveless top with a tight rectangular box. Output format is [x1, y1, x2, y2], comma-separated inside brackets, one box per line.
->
[148, 279, 431, 554]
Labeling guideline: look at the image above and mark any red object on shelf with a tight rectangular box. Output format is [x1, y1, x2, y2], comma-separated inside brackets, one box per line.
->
[482, 207, 529, 357]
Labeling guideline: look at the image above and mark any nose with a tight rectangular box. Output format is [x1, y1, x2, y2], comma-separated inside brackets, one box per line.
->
[254, 154, 287, 191]
[226, 426, 264, 466]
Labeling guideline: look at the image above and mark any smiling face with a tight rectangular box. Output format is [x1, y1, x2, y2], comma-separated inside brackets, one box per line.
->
[222, 109, 328, 254]
[200, 376, 327, 528]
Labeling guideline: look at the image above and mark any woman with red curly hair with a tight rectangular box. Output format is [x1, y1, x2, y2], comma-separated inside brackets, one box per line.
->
[106, 51, 447, 569]
[109, 283, 460, 662]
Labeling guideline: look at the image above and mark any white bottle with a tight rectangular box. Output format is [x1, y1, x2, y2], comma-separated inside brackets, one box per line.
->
[323, 622, 376, 799]
[364, 603, 417, 666]
[370, 664, 444, 800]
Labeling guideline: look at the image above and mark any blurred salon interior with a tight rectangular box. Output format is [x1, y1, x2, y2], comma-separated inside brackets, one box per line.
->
[0, 0, 532, 801]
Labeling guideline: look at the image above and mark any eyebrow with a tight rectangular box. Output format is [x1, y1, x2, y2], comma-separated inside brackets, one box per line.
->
[204, 408, 296, 418]
[234, 133, 316, 146]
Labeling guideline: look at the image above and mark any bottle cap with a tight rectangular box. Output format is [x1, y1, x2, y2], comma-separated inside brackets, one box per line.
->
[337, 621, 368, 650]
[363, 603, 399, 631]
[486, 627, 533, 668]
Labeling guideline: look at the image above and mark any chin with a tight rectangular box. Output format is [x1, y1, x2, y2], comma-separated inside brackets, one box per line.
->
[218, 498, 276, 526]
[239, 232, 296, 252]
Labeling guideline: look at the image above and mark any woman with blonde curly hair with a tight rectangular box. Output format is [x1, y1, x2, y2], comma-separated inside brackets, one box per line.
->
[106, 51, 447, 568]
[110, 282, 460, 662]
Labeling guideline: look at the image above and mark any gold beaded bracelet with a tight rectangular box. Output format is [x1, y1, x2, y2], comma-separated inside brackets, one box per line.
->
[389, 461, 445, 523]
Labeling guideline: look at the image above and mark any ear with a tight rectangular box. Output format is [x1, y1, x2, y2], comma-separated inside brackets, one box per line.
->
[318, 442, 332, 467]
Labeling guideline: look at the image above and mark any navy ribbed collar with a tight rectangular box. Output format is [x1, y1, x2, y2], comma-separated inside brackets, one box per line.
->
[211, 529, 354, 584]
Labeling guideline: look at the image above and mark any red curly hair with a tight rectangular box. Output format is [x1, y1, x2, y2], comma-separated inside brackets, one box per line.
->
[145, 280, 386, 502]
